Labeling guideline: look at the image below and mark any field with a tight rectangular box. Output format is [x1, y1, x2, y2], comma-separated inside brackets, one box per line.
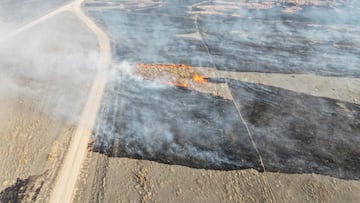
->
[0, 0, 359, 202]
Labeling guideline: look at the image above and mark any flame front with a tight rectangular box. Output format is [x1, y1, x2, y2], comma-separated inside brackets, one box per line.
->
[174, 82, 189, 88]
[193, 74, 208, 83]
[134, 63, 208, 89]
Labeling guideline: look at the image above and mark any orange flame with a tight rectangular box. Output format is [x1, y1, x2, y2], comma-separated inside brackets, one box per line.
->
[134, 63, 208, 88]
[174, 82, 189, 88]
[193, 74, 208, 83]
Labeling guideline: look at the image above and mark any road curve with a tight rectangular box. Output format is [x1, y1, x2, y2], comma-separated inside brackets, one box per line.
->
[1, 0, 112, 201]
[1, 0, 111, 201]
[48, 0, 111, 202]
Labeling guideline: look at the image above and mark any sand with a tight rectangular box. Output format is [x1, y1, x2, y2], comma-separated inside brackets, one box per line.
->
[0, 10, 98, 202]
[73, 153, 360, 203]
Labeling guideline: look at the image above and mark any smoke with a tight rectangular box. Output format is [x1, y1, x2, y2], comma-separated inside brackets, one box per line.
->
[192, 0, 360, 76]
[91, 61, 360, 179]
[1, 0, 359, 180]
[93, 69, 262, 170]
[0, 0, 69, 26]
[85, 0, 360, 179]
[0, 11, 100, 125]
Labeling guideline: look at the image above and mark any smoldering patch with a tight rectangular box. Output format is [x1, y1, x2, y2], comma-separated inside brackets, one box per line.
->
[83, 0, 360, 180]
[133, 63, 233, 99]
[89, 67, 360, 180]
[86, 1, 360, 77]
[90, 73, 262, 171]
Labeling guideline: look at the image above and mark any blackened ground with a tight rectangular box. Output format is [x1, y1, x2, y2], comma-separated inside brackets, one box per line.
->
[86, 0, 360, 180]
[198, 13, 360, 77]
[0, 173, 46, 203]
[228, 79, 360, 180]
[91, 76, 360, 180]
[85, 1, 360, 77]
[92, 77, 263, 171]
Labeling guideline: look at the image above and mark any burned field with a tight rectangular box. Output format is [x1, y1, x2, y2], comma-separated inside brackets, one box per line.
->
[85, 0, 360, 77]
[86, 0, 360, 180]
[90, 64, 360, 180]
[228, 79, 360, 180]
[1, 0, 359, 202]
[92, 75, 263, 172]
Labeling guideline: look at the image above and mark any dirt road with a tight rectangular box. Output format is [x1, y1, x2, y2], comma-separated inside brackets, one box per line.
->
[2, 0, 112, 202]
[48, 0, 111, 202]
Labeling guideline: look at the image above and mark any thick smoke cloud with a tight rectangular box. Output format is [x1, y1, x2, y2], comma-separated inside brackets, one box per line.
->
[0, 11, 99, 124]
[0, 0, 69, 26]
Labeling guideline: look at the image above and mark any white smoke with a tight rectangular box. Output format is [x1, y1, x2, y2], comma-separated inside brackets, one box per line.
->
[0, 11, 100, 125]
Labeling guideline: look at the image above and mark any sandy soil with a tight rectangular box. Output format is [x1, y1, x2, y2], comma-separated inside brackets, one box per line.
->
[73, 153, 360, 203]
[0, 11, 98, 202]
[49, 0, 111, 202]
[197, 67, 360, 105]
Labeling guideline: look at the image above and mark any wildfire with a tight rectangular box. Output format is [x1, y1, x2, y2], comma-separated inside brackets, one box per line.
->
[134, 63, 208, 88]
[193, 74, 208, 83]
[133, 63, 232, 100]
[173, 82, 189, 88]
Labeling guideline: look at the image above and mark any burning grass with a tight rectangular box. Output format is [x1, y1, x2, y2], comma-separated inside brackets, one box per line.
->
[133, 63, 232, 100]
[134, 63, 209, 89]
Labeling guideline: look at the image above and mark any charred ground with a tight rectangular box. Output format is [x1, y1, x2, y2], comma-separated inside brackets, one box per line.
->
[86, 0, 360, 181]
